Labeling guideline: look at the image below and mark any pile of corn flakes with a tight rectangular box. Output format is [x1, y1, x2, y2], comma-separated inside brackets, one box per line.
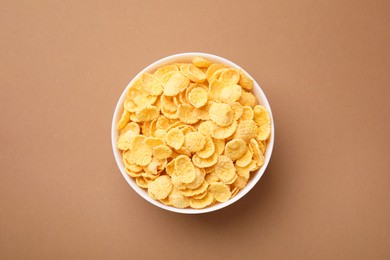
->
[117, 57, 271, 209]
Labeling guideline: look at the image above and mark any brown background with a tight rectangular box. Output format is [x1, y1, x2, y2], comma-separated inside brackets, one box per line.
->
[1, 1, 389, 259]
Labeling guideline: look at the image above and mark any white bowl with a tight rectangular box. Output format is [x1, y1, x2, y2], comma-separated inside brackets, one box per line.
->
[111, 52, 274, 214]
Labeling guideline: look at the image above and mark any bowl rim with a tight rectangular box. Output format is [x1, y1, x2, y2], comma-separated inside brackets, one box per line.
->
[111, 52, 275, 214]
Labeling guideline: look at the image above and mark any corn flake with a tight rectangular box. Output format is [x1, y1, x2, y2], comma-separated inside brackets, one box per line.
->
[174, 155, 196, 184]
[163, 72, 190, 96]
[219, 84, 242, 104]
[168, 188, 190, 208]
[236, 149, 253, 167]
[140, 73, 163, 96]
[177, 104, 199, 124]
[231, 102, 244, 120]
[130, 135, 152, 166]
[189, 192, 214, 209]
[117, 110, 130, 130]
[135, 106, 159, 122]
[219, 69, 240, 84]
[148, 175, 173, 200]
[215, 155, 236, 183]
[241, 106, 254, 120]
[238, 70, 253, 90]
[180, 181, 209, 197]
[238, 91, 257, 108]
[188, 87, 208, 108]
[206, 64, 226, 82]
[180, 64, 206, 83]
[192, 149, 219, 168]
[152, 145, 172, 160]
[225, 138, 248, 161]
[166, 128, 184, 150]
[208, 183, 231, 202]
[233, 120, 257, 142]
[211, 120, 237, 139]
[209, 102, 234, 127]
[196, 135, 215, 158]
[192, 57, 211, 68]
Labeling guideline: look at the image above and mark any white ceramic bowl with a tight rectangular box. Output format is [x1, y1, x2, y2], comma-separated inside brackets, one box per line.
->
[111, 52, 274, 214]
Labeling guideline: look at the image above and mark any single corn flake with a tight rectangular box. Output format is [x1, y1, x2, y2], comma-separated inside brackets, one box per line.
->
[125, 168, 142, 178]
[152, 145, 172, 160]
[253, 105, 271, 126]
[225, 139, 248, 161]
[205, 171, 220, 183]
[192, 57, 211, 68]
[231, 102, 244, 121]
[235, 159, 258, 180]
[206, 64, 226, 82]
[120, 122, 140, 135]
[189, 192, 214, 209]
[233, 120, 257, 142]
[148, 175, 173, 200]
[156, 116, 170, 130]
[257, 124, 271, 141]
[124, 99, 138, 113]
[117, 130, 137, 151]
[168, 188, 190, 208]
[185, 167, 206, 190]
[117, 110, 130, 130]
[208, 183, 232, 202]
[236, 149, 253, 167]
[238, 91, 257, 108]
[136, 177, 150, 189]
[214, 138, 225, 155]
[192, 149, 219, 168]
[166, 128, 184, 150]
[184, 132, 206, 153]
[188, 87, 208, 108]
[241, 106, 254, 120]
[163, 72, 190, 96]
[194, 101, 211, 121]
[231, 187, 240, 198]
[180, 64, 206, 83]
[257, 139, 266, 154]
[233, 175, 248, 189]
[219, 84, 242, 104]
[238, 70, 253, 90]
[249, 138, 265, 167]
[175, 146, 192, 157]
[196, 135, 215, 159]
[135, 94, 158, 109]
[215, 155, 236, 183]
[198, 120, 214, 136]
[211, 120, 238, 140]
[209, 102, 234, 127]
[135, 106, 160, 122]
[161, 95, 177, 112]
[180, 181, 209, 197]
[130, 135, 153, 166]
[208, 79, 225, 101]
[174, 155, 196, 184]
[153, 65, 179, 80]
[140, 73, 163, 96]
[219, 69, 240, 84]
[165, 159, 175, 176]
[161, 105, 179, 119]
[177, 104, 199, 124]
[154, 129, 166, 139]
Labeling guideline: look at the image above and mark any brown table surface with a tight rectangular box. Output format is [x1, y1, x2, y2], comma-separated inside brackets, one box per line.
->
[1, 1, 389, 259]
